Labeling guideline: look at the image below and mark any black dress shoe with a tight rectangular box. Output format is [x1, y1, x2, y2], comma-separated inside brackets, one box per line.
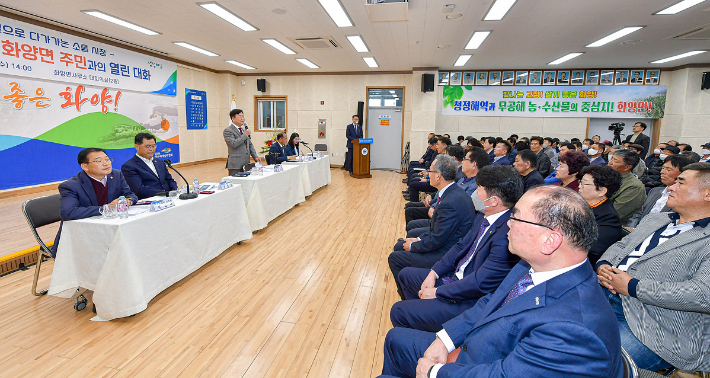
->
[397, 238, 404, 242]
[402, 178, 408, 183]
[403, 194, 410, 200]
[402, 190, 409, 194]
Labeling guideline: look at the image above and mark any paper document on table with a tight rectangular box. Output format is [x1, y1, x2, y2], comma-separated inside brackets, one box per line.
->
[128, 206, 150, 216]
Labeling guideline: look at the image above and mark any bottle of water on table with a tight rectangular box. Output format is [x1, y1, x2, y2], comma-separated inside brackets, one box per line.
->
[117, 196, 129, 219]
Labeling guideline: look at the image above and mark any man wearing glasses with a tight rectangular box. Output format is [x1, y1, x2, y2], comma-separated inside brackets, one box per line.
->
[121, 132, 178, 199]
[52, 148, 137, 257]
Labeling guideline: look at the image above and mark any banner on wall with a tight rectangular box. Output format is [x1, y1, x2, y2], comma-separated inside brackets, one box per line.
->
[186, 89, 207, 129]
[442, 85, 667, 118]
[0, 15, 178, 191]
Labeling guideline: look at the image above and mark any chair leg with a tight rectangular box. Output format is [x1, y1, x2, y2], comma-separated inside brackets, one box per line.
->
[31, 251, 48, 296]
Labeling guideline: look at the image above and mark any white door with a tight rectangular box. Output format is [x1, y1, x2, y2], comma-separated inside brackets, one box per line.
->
[367, 88, 403, 170]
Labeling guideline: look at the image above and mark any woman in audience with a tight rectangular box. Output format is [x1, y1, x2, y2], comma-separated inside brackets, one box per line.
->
[577, 165, 623, 266]
[554, 150, 590, 191]
[284, 132, 301, 157]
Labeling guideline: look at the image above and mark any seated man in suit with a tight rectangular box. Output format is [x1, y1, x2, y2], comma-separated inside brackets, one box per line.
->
[389, 155, 476, 300]
[513, 149, 544, 192]
[121, 132, 178, 199]
[626, 155, 692, 230]
[598, 162, 710, 372]
[404, 137, 451, 201]
[52, 148, 138, 257]
[268, 132, 296, 164]
[390, 165, 523, 332]
[380, 185, 623, 378]
[490, 141, 511, 166]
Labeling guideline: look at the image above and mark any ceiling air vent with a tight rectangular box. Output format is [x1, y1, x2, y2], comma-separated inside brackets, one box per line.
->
[290, 37, 339, 50]
[671, 23, 710, 40]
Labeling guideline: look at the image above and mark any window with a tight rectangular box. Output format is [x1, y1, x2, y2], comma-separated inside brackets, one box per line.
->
[255, 96, 287, 131]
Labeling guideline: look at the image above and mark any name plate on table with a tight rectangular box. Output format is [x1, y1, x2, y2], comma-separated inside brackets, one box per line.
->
[218, 180, 233, 190]
[274, 165, 284, 172]
[150, 198, 176, 212]
[359, 138, 373, 144]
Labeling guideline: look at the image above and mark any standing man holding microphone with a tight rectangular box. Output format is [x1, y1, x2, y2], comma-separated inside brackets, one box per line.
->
[345, 115, 363, 174]
[224, 109, 261, 175]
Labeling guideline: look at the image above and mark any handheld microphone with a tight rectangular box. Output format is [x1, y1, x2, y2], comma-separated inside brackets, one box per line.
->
[164, 159, 198, 200]
[244, 123, 251, 139]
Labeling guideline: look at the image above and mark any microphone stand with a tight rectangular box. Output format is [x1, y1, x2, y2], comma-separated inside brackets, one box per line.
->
[300, 142, 314, 157]
[164, 159, 198, 200]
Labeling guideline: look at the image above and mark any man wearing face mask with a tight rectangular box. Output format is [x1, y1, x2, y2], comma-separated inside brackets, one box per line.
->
[645, 143, 667, 167]
[588, 143, 606, 165]
[542, 137, 555, 160]
[640, 145, 680, 189]
[700, 143, 710, 163]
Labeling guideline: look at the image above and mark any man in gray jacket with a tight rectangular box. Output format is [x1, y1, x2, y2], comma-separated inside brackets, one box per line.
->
[597, 162, 710, 372]
[224, 109, 261, 175]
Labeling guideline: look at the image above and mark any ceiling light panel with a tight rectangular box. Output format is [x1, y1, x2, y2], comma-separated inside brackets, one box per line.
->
[346, 35, 369, 52]
[318, 0, 353, 27]
[173, 42, 218, 56]
[484, 0, 517, 21]
[655, 0, 707, 14]
[465, 31, 490, 49]
[363, 57, 378, 68]
[198, 2, 257, 31]
[586, 27, 644, 47]
[296, 58, 319, 68]
[262, 39, 296, 54]
[454, 54, 472, 67]
[548, 52, 584, 65]
[82, 10, 160, 35]
[225, 60, 255, 69]
[651, 50, 705, 63]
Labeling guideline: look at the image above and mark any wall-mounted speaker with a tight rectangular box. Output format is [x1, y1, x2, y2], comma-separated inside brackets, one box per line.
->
[702, 72, 710, 90]
[421, 73, 435, 93]
[257, 78, 266, 92]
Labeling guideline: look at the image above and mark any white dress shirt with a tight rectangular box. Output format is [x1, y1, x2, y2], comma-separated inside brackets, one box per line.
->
[87, 174, 107, 186]
[413, 182, 454, 244]
[649, 187, 670, 214]
[136, 154, 158, 177]
[454, 209, 509, 280]
[430, 259, 588, 378]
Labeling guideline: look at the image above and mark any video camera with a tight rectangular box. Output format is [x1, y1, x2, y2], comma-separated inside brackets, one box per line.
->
[608, 122, 625, 134]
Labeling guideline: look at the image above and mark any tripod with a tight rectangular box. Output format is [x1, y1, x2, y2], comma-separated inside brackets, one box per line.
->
[612, 132, 622, 146]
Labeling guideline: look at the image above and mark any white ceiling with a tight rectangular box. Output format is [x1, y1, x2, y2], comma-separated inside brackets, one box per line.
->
[2, 0, 710, 74]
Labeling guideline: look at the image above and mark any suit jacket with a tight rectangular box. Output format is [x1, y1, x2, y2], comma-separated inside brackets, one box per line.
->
[121, 155, 178, 199]
[598, 213, 710, 372]
[521, 170, 544, 192]
[410, 184, 476, 269]
[611, 172, 647, 225]
[268, 142, 288, 164]
[626, 186, 670, 228]
[431, 211, 518, 303]
[284, 144, 300, 157]
[490, 156, 510, 166]
[624, 132, 651, 159]
[589, 199, 622, 266]
[52, 170, 138, 257]
[346, 123, 363, 148]
[224, 124, 259, 170]
[590, 156, 606, 165]
[438, 261, 623, 378]
[535, 150, 552, 177]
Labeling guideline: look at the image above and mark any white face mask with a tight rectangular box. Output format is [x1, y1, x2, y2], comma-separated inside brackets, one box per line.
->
[659, 153, 668, 160]
[581, 144, 589, 151]
[702, 149, 710, 156]
[587, 149, 598, 156]
[653, 148, 661, 155]
[481, 196, 497, 209]
[543, 143, 549, 148]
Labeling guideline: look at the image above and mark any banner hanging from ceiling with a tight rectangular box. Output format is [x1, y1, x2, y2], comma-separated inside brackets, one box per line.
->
[0, 15, 178, 191]
[441, 85, 667, 118]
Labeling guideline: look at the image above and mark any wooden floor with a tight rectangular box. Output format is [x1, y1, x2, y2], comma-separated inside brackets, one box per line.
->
[0, 162, 405, 378]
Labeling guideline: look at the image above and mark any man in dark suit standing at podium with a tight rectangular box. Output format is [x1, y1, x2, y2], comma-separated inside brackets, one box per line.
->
[121, 132, 178, 199]
[345, 115, 363, 174]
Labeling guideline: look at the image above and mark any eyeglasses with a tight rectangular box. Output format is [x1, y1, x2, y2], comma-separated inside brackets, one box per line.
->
[425, 170, 441, 175]
[578, 181, 595, 188]
[509, 214, 554, 231]
[143, 144, 157, 149]
[88, 158, 113, 164]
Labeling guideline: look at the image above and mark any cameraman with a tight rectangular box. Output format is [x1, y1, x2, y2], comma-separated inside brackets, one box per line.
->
[623, 122, 650, 159]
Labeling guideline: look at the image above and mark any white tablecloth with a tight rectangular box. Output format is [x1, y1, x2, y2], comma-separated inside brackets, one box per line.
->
[222, 164, 306, 231]
[48, 184, 252, 320]
[283, 156, 331, 196]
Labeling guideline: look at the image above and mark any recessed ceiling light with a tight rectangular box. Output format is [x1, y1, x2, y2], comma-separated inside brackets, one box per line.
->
[346, 35, 369, 53]
[454, 54, 472, 67]
[225, 60, 256, 69]
[272, 8, 287, 15]
[465, 31, 491, 49]
[82, 10, 160, 35]
[363, 57, 378, 68]
[651, 50, 706, 63]
[437, 45, 452, 49]
[173, 42, 218, 56]
[586, 27, 644, 47]
[318, 0, 353, 27]
[484, 0, 517, 21]
[198, 2, 257, 31]
[296, 58, 319, 68]
[656, 0, 707, 14]
[262, 39, 296, 54]
[548, 52, 584, 65]
[446, 13, 464, 20]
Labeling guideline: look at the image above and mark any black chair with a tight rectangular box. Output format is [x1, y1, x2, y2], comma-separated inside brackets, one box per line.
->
[243, 162, 256, 172]
[314, 144, 327, 152]
[621, 347, 639, 378]
[21, 193, 60, 297]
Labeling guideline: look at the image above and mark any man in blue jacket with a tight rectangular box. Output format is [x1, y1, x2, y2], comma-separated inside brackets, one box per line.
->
[345, 115, 363, 173]
[52, 148, 138, 257]
[121, 133, 178, 199]
[390, 165, 522, 332]
[389, 155, 476, 300]
[380, 185, 623, 378]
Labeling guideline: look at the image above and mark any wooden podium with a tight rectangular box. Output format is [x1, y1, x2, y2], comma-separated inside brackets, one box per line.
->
[351, 138, 372, 179]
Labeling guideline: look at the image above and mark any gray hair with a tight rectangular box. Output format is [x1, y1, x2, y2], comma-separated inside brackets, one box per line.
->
[433, 154, 458, 181]
[612, 149, 640, 168]
[526, 186, 598, 253]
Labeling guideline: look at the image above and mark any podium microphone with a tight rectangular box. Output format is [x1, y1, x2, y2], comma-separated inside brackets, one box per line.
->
[164, 159, 198, 200]
[300, 140, 314, 155]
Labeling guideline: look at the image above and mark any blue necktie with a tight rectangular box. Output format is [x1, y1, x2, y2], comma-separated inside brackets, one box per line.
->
[499, 273, 534, 308]
[441, 218, 490, 284]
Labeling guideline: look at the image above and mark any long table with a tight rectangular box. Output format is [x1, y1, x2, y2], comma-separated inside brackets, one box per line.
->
[283, 155, 331, 196]
[222, 164, 306, 231]
[48, 184, 252, 320]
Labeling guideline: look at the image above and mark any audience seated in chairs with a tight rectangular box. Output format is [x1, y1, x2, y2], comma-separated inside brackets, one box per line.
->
[490, 141, 512, 166]
[554, 150, 590, 192]
[530, 136, 553, 177]
[513, 149, 544, 192]
[404, 137, 452, 201]
[380, 185, 623, 378]
[390, 165, 522, 332]
[641, 145, 680, 189]
[608, 149, 647, 225]
[597, 162, 710, 373]
[405, 135, 437, 183]
[389, 155, 476, 300]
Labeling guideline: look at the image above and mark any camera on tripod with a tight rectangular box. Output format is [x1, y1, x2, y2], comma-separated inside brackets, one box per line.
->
[608, 122, 625, 134]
